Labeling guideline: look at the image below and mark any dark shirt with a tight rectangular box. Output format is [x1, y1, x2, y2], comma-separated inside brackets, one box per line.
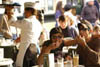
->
[81, 5, 99, 23]
[77, 37, 100, 67]
[88, 36, 100, 52]
[60, 26, 78, 38]
[43, 40, 64, 62]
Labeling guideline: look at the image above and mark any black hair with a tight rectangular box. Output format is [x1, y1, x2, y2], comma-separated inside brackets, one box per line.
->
[64, 4, 72, 11]
[25, 8, 36, 15]
[50, 27, 63, 39]
[59, 15, 65, 22]
[37, 10, 43, 23]
[79, 19, 93, 31]
[78, 23, 89, 31]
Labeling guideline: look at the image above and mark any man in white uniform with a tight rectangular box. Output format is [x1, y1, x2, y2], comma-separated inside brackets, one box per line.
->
[8, 2, 42, 67]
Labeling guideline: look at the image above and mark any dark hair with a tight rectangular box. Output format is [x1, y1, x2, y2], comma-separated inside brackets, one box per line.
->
[56, 1, 64, 14]
[50, 27, 63, 39]
[25, 8, 36, 15]
[64, 4, 72, 11]
[80, 20, 93, 31]
[36, 10, 43, 23]
[78, 23, 89, 31]
[59, 15, 65, 22]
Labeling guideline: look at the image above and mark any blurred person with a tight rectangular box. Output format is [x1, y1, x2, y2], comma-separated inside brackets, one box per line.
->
[58, 15, 78, 38]
[64, 4, 80, 33]
[71, 5, 80, 33]
[37, 27, 78, 65]
[0, 1, 20, 39]
[94, 0, 99, 11]
[81, 0, 99, 26]
[8, 2, 42, 67]
[77, 23, 100, 66]
[55, 1, 64, 27]
[36, 10, 49, 47]
[64, 4, 74, 26]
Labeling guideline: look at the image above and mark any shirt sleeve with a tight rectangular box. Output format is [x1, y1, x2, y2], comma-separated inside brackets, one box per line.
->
[8, 16, 23, 28]
[55, 10, 61, 19]
[77, 44, 100, 66]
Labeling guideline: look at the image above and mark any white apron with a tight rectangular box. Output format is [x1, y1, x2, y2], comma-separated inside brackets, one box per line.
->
[9, 15, 42, 67]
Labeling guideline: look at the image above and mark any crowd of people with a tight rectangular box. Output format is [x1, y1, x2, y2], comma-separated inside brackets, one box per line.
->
[0, 0, 100, 67]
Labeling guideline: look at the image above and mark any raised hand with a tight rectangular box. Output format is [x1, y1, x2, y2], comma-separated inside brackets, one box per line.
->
[75, 36, 86, 46]
[50, 40, 62, 50]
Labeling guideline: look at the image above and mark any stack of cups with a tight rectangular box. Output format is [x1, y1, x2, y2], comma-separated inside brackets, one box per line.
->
[57, 57, 64, 67]
[64, 60, 73, 67]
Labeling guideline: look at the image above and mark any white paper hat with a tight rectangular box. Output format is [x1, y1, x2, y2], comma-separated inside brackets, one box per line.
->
[34, 3, 41, 10]
[0, 0, 20, 6]
[24, 2, 35, 9]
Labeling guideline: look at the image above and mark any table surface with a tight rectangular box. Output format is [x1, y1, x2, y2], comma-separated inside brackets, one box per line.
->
[0, 58, 13, 66]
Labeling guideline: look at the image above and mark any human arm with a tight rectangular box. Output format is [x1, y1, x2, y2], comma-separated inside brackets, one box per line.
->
[64, 39, 77, 46]
[0, 15, 13, 38]
[8, 16, 23, 28]
[76, 36, 100, 66]
[37, 40, 62, 65]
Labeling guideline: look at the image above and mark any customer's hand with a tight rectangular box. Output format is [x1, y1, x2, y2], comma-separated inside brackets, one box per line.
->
[75, 36, 86, 46]
[50, 40, 62, 50]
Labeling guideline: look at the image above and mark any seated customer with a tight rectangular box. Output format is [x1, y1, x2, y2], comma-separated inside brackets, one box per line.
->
[76, 23, 100, 67]
[37, 27, 77, 65]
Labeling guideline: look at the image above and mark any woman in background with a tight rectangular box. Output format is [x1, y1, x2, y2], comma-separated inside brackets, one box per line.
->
[55, 1, 64, 27]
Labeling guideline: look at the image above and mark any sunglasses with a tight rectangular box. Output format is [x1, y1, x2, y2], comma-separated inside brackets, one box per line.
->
[52, 35, 63, 39]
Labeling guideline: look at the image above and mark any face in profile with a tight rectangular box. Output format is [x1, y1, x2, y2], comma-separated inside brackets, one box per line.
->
[24, 8, 32, 18]
[72, 8, 76, 15]
[79, 28, 90, 39]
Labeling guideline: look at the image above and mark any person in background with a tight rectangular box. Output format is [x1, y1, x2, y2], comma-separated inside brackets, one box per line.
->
[94, 0, 99, 11]
[70, 5, 80, 33]
[8, 2, 42, 67]
[0, 1, 20, 39]
[81, 0, 99, 26]
[58, 15, 78, 38]
[64, 4, 79, 33]
[36, 10, 49, 47]
[55, 1, 64, 27]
